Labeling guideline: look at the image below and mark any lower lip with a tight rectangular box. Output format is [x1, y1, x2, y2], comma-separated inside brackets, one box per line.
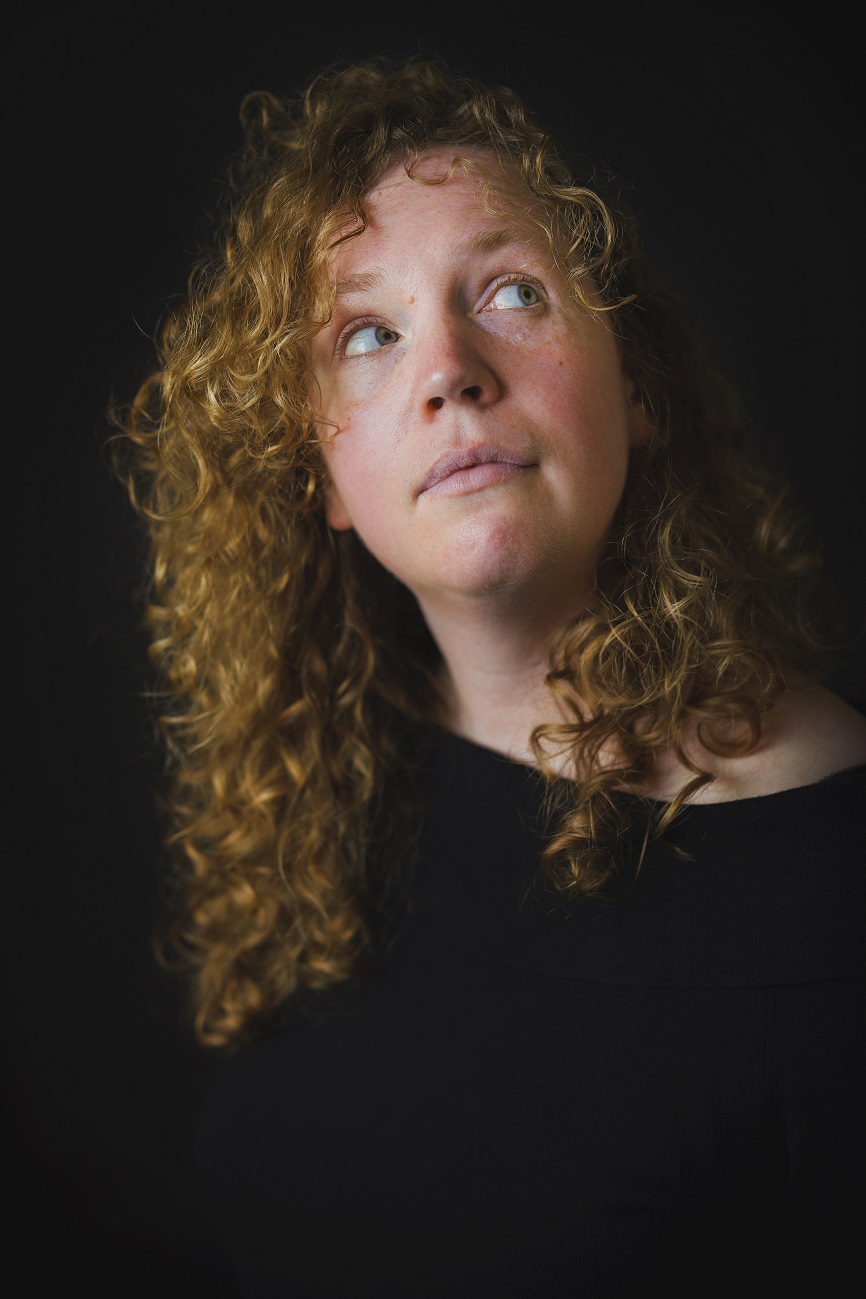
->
[422, 461, 535, 498]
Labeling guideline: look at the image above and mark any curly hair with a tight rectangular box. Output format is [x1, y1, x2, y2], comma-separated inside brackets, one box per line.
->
[113, 57, 834, 1047]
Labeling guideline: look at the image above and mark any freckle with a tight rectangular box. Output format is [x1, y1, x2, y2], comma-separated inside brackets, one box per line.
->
[408, 296, 415, 304]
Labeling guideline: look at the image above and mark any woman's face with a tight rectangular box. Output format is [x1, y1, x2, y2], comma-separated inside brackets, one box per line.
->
[311, 149, 649, 625]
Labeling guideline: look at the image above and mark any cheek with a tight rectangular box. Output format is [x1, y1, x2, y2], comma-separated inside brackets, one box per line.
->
[538, 348, 631, 450]
[324, 437, 368, 509]
[324, 372, 408, 502]
[323, 424, 405, 555]
[319, 394, 371, 496]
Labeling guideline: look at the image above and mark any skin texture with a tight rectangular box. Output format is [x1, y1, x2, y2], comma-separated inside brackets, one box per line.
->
[313, 150, 650, 629]
[312, 149, 866, 794]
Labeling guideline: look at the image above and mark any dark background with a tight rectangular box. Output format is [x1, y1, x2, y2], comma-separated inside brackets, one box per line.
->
[7, 3, 863, 1293]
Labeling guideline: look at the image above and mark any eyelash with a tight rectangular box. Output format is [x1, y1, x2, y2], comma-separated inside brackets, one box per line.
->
[336, 276, 546, 358]
[336, 315, 388, 359]
[484, 274, 545, 306]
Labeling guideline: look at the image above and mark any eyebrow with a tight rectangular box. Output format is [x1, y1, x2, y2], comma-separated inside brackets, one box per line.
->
[333, 270, 386, 300]
[464, 226, 529, 256]
[332, 228, 538, 301]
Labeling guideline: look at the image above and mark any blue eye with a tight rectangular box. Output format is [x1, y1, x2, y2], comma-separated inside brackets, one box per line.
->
[489, 282, 540, 310]
[344, 324, 400, 356]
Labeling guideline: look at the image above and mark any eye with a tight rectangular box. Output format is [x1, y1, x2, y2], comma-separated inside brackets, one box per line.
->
[488, 281, 540, 310]
[344, 324, 400, 357]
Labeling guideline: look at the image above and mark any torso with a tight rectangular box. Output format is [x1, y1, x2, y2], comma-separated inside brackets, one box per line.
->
[197, 729, 866, 1297]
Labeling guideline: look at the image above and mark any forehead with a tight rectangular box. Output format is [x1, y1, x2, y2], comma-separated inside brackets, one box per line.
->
[322, 147, 549, 280]
[370, 146, 535, 213]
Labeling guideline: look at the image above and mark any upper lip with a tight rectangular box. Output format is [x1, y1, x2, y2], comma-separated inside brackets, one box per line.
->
[416, 442, 536, 496]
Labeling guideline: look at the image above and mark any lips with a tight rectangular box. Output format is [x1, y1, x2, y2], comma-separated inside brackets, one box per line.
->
[416, 443, 536, 496]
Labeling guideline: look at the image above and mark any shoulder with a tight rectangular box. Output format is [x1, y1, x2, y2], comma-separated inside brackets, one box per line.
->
[632, 689, 866, 986]
[739, 682, 866, 794]
[646, 682, 866, 804]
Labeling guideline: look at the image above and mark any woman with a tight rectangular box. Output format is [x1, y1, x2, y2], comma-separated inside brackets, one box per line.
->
[118, 58, 866, 1297]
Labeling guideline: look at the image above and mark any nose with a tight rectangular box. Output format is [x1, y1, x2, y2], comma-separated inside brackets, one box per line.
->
[418, 318, 502, 416]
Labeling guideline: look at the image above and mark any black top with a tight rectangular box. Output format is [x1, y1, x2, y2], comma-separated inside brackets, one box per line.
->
[197, 733, 866, 1298]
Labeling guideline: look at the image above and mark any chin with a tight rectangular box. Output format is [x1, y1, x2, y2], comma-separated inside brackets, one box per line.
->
[418, 550, 560, 608]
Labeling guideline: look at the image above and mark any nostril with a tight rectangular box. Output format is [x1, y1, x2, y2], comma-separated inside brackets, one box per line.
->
[428, 396, 445, 410]
[463, 385, 482, 400]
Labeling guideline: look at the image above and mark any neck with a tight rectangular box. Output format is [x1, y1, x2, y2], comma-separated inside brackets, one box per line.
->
[418, 592, 573, 768]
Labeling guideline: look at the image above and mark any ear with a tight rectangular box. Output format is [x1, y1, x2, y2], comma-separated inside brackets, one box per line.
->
[323, 480, 354, 532]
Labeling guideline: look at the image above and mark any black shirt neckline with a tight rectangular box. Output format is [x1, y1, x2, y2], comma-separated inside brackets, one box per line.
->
[427, 723, 866, 826]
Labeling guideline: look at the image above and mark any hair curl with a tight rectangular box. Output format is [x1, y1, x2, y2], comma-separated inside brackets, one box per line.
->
[113, 57, 835, 1047]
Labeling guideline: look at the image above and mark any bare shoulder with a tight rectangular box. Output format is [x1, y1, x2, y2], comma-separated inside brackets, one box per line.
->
[646, 682, 866, 804]
[753, 683, 866, 789]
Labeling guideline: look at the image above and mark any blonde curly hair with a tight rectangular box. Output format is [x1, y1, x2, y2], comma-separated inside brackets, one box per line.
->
[114, 57, 833, 1047]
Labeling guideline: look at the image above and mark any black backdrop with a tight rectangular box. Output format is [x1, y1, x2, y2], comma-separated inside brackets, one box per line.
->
[7, 4, 863, 1293]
